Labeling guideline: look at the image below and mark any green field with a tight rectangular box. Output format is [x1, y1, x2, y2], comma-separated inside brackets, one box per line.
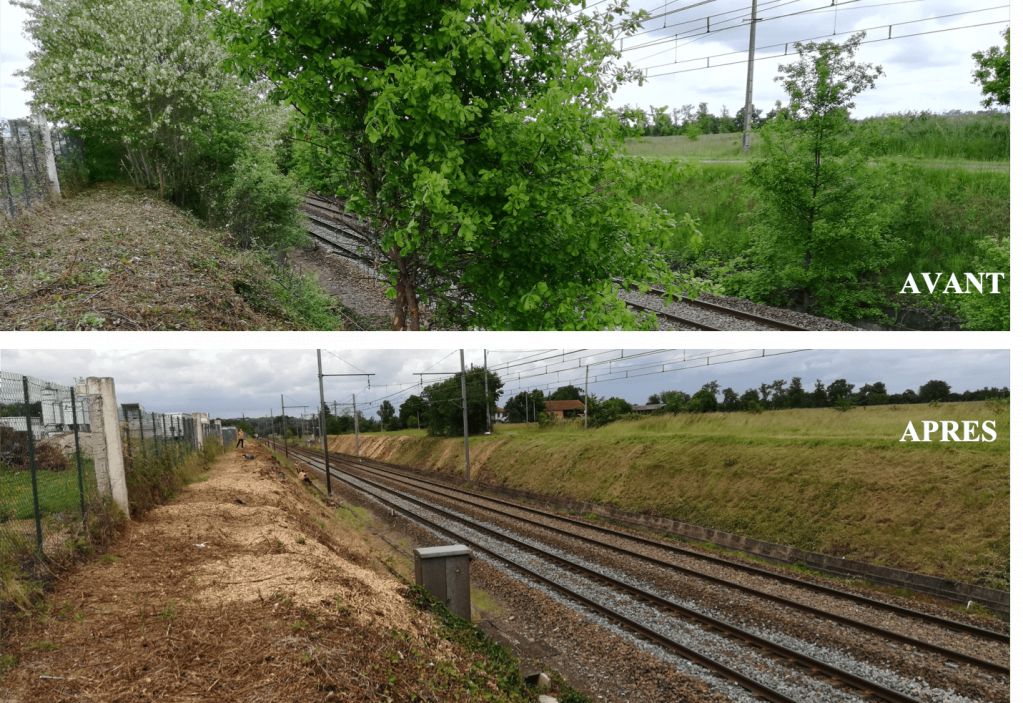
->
[624, 112, 1010, 163]
[329, 401, 1009, 588]
[0, 464, 93, 521]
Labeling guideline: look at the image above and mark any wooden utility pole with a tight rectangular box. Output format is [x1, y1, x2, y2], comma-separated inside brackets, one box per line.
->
[742, 0, 758, 152]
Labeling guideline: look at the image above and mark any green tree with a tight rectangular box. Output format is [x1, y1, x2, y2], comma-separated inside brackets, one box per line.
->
[736, 32, 903, 320]
[505, 390, 544, 423]
[720, 387, 740, 411]
[421, 367, 503, 436]
[972, 28, 1010, 108]
[590, 396, 632, 427]
[918, 380, 951, 403]
[378, 400, 398, 430]
[198, 0, 677, 330]
[826, 379, 855, 405]
[661, 389, 691, 413]
[549, 385, 584, 402]
[687, 382, 719, 413]
[399, 395, 426, 430]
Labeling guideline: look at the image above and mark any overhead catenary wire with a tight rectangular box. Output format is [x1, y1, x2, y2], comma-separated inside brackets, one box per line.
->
[634, 9, 1008, 77]
[630, 3, 1007, 65]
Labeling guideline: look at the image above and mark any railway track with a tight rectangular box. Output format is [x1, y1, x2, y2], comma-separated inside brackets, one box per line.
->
[275, 443, 1008, 702]
[616, 280, 810, 331]
[300, 194, 380, 269]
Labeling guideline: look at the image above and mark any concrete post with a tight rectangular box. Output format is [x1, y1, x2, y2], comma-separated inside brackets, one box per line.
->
[82, 377, 130, 517]
[192, 412, 205, 449]
[34, 114, 61, 196]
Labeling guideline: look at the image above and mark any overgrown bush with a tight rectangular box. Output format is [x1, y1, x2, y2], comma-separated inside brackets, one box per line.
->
[21, 0, 302, 251]
[126, 441, 220, 516]
[220, 154, 305, 250]
[957, 236, 1010, 331]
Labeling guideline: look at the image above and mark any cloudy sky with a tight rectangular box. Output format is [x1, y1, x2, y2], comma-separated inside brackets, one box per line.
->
[0, 0, 1008, 119]
[0, 349, 1009, 420]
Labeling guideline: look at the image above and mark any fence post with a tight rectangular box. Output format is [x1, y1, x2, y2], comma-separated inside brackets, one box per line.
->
[153, 413, 161, 458]
[22, 376, 43, 554]
[137, 410, 146, 460]
[34, 114, 61, 196]
[191, 413, 205, 450]
[83, 377, 130, 517]
[0, 124, 17, 217]
[13, 122, 31, 207]
[69, 387, 87, 529]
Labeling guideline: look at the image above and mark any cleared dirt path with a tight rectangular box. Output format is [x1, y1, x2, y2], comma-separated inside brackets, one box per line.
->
[0, 445, 527, 703]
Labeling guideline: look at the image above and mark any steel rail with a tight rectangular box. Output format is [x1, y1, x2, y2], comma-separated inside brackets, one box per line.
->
[617, 280, 808, 331]
[287, 446, 922, 703]
[624, 298, 724, 330]
[318, 449, 1009, 646]
[313, 449, 1007, 676]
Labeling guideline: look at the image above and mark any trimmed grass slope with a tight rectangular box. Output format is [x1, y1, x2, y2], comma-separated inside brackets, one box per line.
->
[0, 184, 342, 330]
[328, 401, 1008, 589]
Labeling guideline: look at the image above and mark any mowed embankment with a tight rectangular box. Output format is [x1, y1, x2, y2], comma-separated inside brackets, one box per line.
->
[0, 184, 339, 330]
[0, 444, 531, 702]
[327, 401, 1008, 589]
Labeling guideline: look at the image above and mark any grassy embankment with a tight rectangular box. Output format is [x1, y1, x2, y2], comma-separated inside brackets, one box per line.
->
[327, 401, 1009, 590]
[626, 114, 1009, 325]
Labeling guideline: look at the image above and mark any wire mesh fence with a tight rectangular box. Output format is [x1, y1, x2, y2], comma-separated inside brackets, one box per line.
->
[0, 372, 100, 579]
[1, 370, 222, 605]
[0, 118, 85, 219]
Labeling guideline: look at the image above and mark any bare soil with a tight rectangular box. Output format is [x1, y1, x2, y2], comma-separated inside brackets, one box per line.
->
[0, 185, 295, 330]
[0, 445, 530, 702]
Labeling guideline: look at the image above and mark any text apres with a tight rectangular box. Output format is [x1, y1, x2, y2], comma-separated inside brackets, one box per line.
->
[900, 420, 997, 442]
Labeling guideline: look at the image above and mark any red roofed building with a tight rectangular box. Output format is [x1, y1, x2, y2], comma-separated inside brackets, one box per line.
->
[544, 399, 585, 420]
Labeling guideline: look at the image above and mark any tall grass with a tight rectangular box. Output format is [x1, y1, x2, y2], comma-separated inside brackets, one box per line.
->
[126, 441, 221, 516]
[634, 158, 1009, 316]
[855, 112, 1009, 162]
[624, 111, 1010, 163]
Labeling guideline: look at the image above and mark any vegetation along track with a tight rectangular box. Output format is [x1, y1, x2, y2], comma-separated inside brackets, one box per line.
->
[278, 444, 1008, 702]
[301, 196, 815, 332]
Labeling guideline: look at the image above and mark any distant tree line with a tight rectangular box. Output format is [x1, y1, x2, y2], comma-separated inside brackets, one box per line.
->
[643, 377, 1009, 415]
[612, 102, 770, 138]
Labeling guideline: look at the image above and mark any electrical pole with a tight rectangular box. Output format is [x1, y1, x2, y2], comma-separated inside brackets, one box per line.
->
[742, 0, 758, 152]
[352, 393, 361, 459]
[316, 350, 332, 495]
[280, 394, 288, 458]
[460, 349, 470, 480]
[584, 365, 590, 429]
[483, 349, 492, 434]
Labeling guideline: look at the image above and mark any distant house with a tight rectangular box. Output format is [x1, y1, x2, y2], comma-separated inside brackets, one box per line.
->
[544, 399, 585, 420]
[631, 403, 666, 414]
[494, 407, 507, 423]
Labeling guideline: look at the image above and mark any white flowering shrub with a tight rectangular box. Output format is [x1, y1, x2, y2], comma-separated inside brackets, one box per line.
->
[18, 0, 300, 247]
